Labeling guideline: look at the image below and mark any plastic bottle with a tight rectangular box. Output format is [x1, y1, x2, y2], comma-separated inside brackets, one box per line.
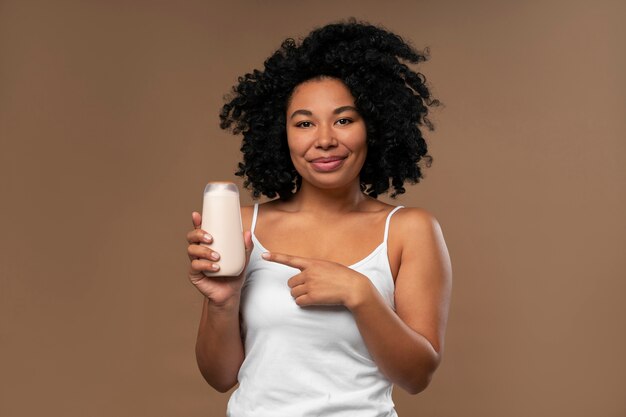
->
[200, 182, 245, 277]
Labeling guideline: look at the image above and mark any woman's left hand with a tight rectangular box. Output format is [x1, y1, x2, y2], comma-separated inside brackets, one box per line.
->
[261, 252, 371, 310]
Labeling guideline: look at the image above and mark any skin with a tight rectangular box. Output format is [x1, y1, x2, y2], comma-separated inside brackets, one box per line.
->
[187, 77, 452, 395]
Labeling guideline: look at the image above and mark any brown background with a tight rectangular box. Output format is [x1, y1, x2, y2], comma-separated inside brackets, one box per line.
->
[1, 0, 624, 416]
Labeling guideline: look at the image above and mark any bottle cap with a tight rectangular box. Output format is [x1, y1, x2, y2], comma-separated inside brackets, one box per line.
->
[203, 181, 239, 195]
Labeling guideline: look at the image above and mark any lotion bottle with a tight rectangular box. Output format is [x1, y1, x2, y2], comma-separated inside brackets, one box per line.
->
[200, 182, 245, 277]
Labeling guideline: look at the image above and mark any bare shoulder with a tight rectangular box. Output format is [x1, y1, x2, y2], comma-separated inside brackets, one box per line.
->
[240, 205, 255, 231]
[392, 207, 444, 241]
[240, 200, 281, 230]
[389, 207, 451, 279]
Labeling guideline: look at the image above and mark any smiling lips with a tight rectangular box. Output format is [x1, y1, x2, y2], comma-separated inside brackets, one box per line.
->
[309, 156, 347, 172]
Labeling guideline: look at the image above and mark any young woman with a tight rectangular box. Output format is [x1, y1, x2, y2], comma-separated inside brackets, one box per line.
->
[186, 19, 452, 417]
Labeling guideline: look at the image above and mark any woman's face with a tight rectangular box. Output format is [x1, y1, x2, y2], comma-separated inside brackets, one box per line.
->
[285, 77, 367, 191]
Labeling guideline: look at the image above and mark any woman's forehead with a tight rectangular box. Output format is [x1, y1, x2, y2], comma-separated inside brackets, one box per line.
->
[287, 78, 356, 111]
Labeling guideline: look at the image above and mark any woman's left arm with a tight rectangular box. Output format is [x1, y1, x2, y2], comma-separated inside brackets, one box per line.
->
[348, 208, 452, 394]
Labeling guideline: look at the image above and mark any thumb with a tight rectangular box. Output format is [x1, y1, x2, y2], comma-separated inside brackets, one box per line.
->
[191, 211, 202, 229]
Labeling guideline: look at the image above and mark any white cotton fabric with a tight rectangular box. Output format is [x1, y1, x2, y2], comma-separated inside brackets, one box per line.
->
[226, 204, 404, 417]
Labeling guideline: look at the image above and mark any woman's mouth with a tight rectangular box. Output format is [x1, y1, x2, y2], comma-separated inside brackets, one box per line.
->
[310, 156, 347, 172]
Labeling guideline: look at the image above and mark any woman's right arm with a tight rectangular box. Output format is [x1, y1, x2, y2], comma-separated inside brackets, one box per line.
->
[195, 295, 244, 392]
[186, 209, 253, 392]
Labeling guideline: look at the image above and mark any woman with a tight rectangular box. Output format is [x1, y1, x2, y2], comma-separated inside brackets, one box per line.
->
[186, 19, 452, 417]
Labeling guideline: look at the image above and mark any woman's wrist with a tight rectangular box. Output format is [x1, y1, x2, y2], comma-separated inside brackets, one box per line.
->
[344, 273, 376, 311]
[206, 293, 241, 313]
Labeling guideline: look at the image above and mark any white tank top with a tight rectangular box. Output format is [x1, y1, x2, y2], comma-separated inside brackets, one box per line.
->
[227, 204, 404, 417]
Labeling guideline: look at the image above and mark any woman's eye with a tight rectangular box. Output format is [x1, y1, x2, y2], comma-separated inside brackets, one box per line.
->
[296, 121, 312, 128]
[336, 118, 352, 125]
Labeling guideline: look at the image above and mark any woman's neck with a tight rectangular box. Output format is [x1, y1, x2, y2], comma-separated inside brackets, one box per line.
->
[284, 180, 368, 214]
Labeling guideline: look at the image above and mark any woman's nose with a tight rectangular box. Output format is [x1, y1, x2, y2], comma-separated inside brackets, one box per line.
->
[316, 124, 338, 149]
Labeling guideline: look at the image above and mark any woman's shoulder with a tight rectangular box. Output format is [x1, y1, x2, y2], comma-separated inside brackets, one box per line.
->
[242, 199, 283, 216]
[361, 201, 444, 245]
[240, 204, 259, 215]
[394, 205, 439, 223]
[240, 204, 257, 231]
[367, 199, 438, 223]
[240, 200, 283, 230]
[390, 205, 445, 246]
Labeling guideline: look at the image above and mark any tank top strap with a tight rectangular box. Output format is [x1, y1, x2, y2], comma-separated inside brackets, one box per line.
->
[383, 206, 404, 244]
[251, 203, 259, 234]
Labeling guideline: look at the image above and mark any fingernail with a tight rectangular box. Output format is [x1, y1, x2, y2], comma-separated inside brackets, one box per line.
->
[211, 264, 219, 271]
[261, 252, 270, 260]
[210, 252, 220, 261]
[203, 234, 212, 242]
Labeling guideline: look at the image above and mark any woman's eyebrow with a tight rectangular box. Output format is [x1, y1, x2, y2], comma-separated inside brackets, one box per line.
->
[289, 106, 358, 119]
[290, 109, 313, 119]
[333, 105, 358, 115]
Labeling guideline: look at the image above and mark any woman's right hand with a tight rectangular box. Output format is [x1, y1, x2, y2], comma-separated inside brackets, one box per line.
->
[186, 211, 253, 306]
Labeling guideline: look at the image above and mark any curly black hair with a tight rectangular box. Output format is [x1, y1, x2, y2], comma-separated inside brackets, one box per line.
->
[219, 18, 439, 199]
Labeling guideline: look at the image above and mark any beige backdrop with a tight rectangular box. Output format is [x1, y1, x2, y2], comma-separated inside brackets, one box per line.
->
[1, 0, 624, 416]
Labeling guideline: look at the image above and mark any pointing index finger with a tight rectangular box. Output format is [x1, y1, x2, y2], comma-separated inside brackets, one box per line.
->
[262, 252, 308, 270]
